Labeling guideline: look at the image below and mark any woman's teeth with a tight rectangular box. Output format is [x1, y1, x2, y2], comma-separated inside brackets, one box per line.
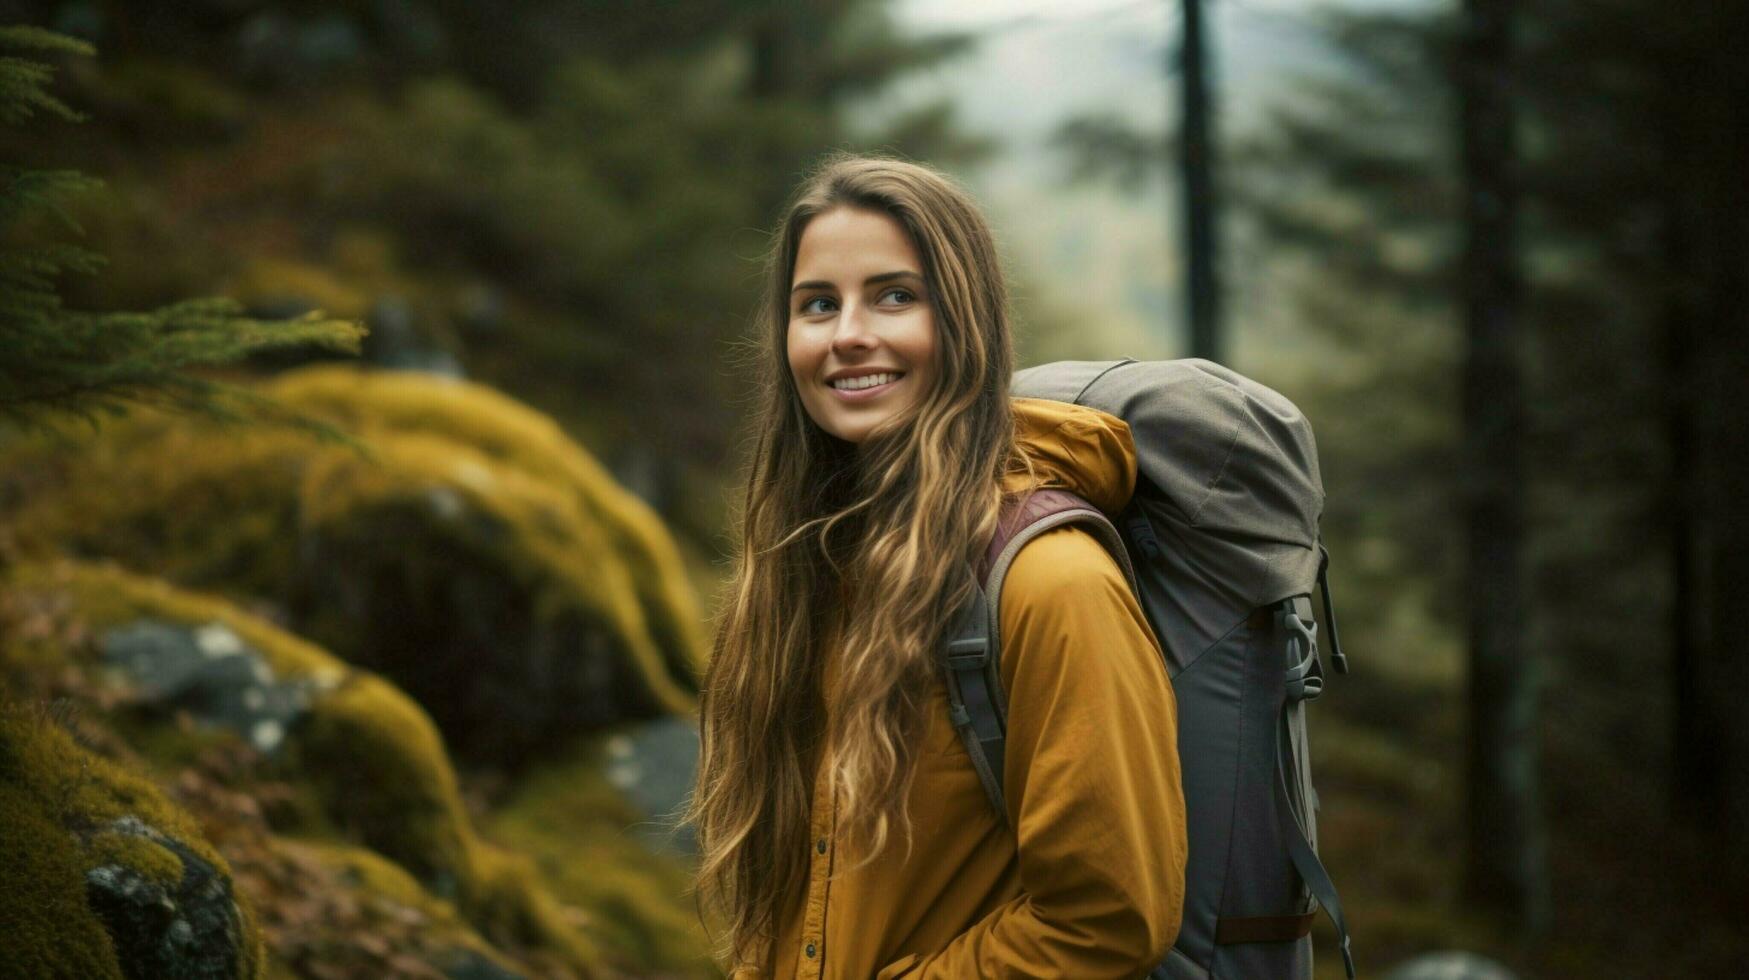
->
[830, 372, 901, 391]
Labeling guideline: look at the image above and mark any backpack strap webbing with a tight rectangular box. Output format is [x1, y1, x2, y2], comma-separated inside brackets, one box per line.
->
[1271, 599, 1357, 978]
[1275, 699, 1355, 978]
[941, 584, 1005, 823]
[939, 488, 1135, 826]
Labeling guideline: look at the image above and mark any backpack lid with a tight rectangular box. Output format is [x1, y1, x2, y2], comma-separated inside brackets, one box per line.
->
[1014, 358, 1325, 656]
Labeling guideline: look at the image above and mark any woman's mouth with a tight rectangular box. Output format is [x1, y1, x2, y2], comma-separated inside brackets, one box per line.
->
[827, 372, 904, 401]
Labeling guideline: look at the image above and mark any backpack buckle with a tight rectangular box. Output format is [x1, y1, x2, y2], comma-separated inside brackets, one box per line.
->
[1278, 607, 1324, 703]
[945, 636, 989, 670]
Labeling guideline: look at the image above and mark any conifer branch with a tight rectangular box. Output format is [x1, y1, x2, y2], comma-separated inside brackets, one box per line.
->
[0, 24, 367, 443]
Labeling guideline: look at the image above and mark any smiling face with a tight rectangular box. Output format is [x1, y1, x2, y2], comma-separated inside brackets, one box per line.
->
[786, 207, 938, 446]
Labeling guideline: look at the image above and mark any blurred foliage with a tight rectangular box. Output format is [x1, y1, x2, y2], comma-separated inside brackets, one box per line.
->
[1049, 111, 1171, 194]
[1227, 6, 1465, 685]
[0, 0, 993, 550]
[0, 24, 363, 438]
[1230, 2, 1749, 976]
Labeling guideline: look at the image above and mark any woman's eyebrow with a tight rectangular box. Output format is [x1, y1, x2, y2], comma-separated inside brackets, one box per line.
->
[790, 270, 923, 294]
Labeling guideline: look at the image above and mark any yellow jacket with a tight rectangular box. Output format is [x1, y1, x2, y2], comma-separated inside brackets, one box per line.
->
[757, 397, 1187, 979]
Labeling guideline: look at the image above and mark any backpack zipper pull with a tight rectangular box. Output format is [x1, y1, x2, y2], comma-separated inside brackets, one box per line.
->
[1317, 542, 1349, 674]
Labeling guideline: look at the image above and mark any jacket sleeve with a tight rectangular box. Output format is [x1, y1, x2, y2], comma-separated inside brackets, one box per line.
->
[877, 525, 1187, 979]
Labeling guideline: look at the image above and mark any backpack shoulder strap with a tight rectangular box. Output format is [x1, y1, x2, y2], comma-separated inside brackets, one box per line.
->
[940, 488, 1136, 824]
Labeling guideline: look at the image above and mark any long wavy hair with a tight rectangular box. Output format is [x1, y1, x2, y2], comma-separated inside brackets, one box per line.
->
[687, 151, 1026, 968]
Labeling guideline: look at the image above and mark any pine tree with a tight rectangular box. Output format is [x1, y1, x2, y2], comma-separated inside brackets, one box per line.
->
[0, 25, 362, 433]
[1234, 0, 1749, 950]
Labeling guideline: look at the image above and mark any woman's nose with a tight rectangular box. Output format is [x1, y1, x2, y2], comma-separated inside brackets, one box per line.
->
[830, 303, 877, 354]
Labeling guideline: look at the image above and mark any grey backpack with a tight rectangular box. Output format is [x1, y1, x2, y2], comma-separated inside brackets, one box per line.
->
[940, 358, 1355, 980]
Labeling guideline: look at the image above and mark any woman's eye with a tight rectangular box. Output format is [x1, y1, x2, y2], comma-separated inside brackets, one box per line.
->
[879, 288, 914, 305]
[800, 296, 835, 315]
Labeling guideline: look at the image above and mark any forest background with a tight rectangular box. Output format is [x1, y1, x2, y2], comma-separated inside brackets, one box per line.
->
[1, 1, 1744, 978]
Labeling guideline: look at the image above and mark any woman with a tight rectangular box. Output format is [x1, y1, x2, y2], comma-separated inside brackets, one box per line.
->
[689, 152, 1186, 979]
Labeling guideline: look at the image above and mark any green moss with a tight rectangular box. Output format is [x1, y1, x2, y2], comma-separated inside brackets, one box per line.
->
[296, 427, 693, 717]
[7, 414, 317, 599]
[465, 841, 602, 968]
[487, 735, 714, 977]
[0, 358, 716, 974]
[0, 703, 226, 876]
[303, 839, 445, 910]
[233, 896, 267, 980]
[282, 672, 473, 890]
[88, 829, 185, 889]
[297, 835, 602, 976]
[0, 781, 125, 980]
[0, 706, 260, 978]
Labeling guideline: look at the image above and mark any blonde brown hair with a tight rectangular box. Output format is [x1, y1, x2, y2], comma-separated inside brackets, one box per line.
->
[687, 151, 1025, 968]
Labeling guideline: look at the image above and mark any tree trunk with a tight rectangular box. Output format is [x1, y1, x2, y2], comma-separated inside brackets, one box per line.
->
[1700, 188, 1749, 837]
[1459, 0, 1549, 934]
[1680, 2, 1749, 834]
[1664, 163, 1712, 822]
[1659, 18, 1714, 826]
[1176, 0, 1222, 363]
[750, 14, 796, 99]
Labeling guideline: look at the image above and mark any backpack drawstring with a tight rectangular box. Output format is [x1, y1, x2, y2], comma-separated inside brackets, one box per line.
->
[1317, 541, 1349, 675]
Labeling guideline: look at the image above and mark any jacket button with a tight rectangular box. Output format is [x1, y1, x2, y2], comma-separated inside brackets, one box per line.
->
[805, 943, 817, 958]
[816, 838, 827, 854]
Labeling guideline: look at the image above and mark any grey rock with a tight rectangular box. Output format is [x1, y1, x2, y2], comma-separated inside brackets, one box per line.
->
[604, 715, 700, 856]
[1382, 951, 1522, 980]
[83, 816, 249, 980]
[101, 620, 326, 754]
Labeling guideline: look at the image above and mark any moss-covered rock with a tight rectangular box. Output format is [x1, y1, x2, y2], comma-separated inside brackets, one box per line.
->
[0, 703, 264, 980]
[3, 365, 701, 765]
[3, 559, 708, 977]
[486, 733, 714, 977]
[267, 365, 705, 699]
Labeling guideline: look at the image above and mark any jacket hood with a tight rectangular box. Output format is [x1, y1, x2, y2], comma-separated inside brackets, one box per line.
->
[1005, 396, 1137, 517]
